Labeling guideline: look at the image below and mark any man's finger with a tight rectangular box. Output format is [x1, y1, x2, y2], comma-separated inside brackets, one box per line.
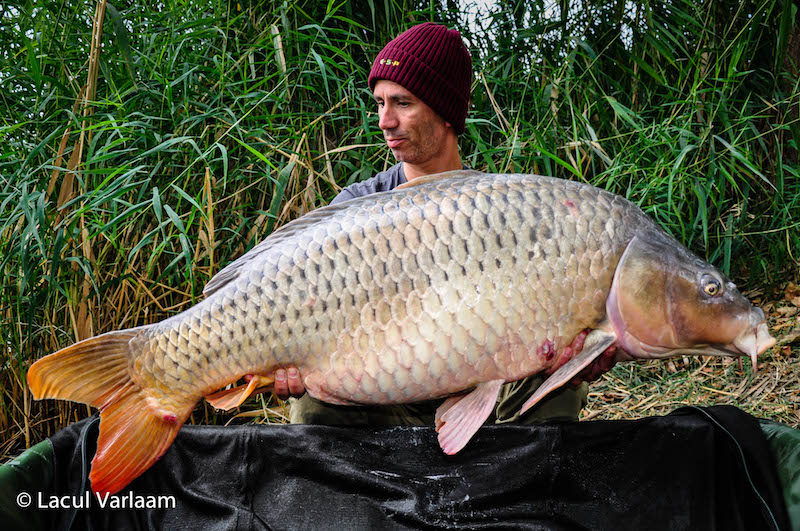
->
[287, 368, 305, 397]
[274, 369, 290, 399]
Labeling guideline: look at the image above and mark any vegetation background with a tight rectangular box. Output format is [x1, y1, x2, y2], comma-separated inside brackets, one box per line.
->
[1, 0, 798, 460]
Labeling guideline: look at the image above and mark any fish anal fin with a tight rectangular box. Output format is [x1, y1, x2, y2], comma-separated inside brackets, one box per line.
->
[205, 375, 275, 410]
[435, 379, 504, 455]
[520, 329, 617, 414]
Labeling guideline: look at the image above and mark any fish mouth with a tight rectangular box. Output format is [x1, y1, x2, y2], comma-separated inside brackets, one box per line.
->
[657, 321, 776, 370]
[728, 321, 776, 371]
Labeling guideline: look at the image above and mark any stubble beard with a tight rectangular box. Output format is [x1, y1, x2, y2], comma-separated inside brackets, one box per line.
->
[389, 120, 447, 165]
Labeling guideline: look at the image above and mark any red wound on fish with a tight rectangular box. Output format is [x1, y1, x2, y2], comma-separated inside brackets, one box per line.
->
[563, 199, 579, 217]
[538, 340, 555, 361]
[546, 330, 590, 374]
[521, 329, 617, 414]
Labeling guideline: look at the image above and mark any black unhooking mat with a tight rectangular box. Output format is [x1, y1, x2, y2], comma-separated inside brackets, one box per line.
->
[1, 405, 793, 530]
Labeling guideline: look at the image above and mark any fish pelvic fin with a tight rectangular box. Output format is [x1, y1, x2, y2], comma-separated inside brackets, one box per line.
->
[520, 329, 617, 414]
[27, 330, 190, 495]
[435, 379, 505, 455]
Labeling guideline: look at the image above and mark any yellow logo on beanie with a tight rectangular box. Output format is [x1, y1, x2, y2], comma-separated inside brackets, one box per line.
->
[379, 59, 401, 66]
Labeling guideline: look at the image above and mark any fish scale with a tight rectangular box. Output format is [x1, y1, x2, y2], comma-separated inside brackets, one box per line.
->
[130, 174, 631, 407]
[28, 171, 775, 494]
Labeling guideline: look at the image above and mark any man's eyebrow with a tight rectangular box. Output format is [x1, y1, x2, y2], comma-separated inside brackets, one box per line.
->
[373, 93, 413, 103]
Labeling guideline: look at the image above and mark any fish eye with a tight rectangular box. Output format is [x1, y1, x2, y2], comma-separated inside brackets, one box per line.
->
[701, 275, 722, 297]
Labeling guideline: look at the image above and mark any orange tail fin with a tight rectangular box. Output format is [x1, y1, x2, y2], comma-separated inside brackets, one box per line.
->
[27, 330, 191, 494]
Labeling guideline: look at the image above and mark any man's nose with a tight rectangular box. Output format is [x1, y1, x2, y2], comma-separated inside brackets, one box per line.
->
[379, 105, 398, 130]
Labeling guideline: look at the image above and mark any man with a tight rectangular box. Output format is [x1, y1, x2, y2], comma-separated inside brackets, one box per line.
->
[274, 22, 587, 426]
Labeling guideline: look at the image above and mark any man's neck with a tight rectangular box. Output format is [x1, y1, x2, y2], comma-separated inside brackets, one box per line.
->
[403, 145, 462, 181]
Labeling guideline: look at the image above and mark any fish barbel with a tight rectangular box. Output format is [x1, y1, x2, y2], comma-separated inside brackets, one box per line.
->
[28, 171, 776, 494]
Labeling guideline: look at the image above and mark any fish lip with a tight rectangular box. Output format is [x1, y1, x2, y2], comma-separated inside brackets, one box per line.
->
[627, 320, 776, 367]
[729, 321, 776, 371]
[668, 322, 777, 369]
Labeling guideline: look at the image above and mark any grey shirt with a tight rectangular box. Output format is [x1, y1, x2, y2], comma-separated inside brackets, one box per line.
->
[331, 162, 469, 204]
[330, 162, 408, 205]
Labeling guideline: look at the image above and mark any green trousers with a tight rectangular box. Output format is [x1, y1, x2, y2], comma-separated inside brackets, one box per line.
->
[289, 376, 588, 426]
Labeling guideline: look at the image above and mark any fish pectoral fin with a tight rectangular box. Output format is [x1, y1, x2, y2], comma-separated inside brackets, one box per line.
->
[520, 329, 617, 415]
[435, 379, 505, 455]
[205, 375, 275, 411]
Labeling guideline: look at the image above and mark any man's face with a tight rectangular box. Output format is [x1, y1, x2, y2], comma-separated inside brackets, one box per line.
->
[372, 80, 451, 166]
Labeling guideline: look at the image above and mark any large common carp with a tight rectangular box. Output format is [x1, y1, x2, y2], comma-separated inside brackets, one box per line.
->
[28, 171, 775, 494]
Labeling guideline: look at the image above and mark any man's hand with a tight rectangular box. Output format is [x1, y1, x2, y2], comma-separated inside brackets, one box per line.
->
[571, 346, 619, 385]
[273, 368, 306, 400]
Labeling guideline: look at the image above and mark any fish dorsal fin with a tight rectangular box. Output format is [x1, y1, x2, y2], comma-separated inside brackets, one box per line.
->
[520, 329, 617, 414]
[394, 170, 483, 190]
[204, 170, 484, 296]
[202, 201, 353, 297]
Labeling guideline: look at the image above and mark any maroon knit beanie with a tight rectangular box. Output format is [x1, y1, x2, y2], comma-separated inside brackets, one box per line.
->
[369, 22, 472, 135]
